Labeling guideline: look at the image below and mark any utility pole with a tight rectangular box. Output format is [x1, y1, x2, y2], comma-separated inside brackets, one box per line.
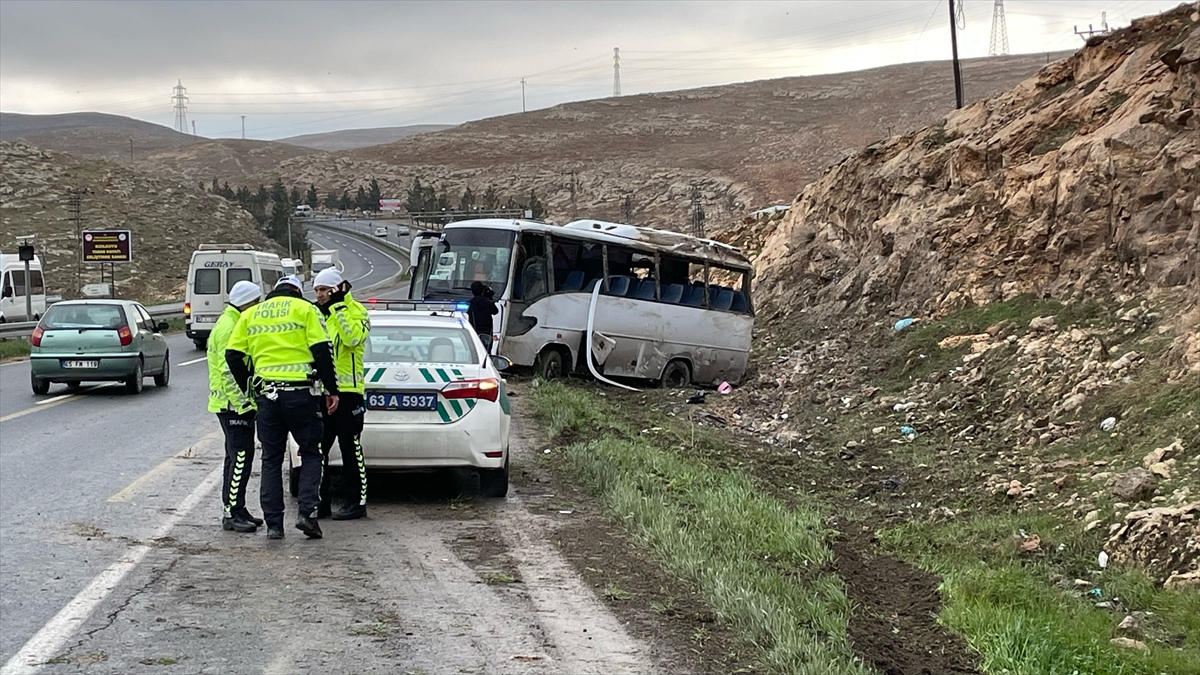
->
[613, 47, 621, 97]
[66, 187, 88, 294]
[520, 78, 526, 113]
[191, 120, 197, 136]
[241, 115, 246, 140]
[1075, 12, 1112, 41]
[172, 79, 189, 133]
[948, 0, 964, 109]
[621, 194, 633, 223]
[567, 171, 578, 219]
[689, 185, 705, 239]
[989, 0, 1010, 56]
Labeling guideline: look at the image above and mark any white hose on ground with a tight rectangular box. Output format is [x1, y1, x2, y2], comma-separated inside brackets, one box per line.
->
[586, 279, 639, 392]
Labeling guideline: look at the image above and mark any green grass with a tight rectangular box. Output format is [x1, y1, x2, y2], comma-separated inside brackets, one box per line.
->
[880, 514, 1200, 675]
[1031, 122, 1084, 155]
[0, 339, 31, 360]
[529, 381, 870, 675]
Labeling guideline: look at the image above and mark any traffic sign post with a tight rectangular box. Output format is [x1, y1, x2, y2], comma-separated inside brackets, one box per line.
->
[17, 236, 35, 321]
[82, 230, 131, 299]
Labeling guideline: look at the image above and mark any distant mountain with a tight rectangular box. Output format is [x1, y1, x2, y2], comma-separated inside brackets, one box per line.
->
[278, 125, 454, 151]
[0, 112, 198, 162]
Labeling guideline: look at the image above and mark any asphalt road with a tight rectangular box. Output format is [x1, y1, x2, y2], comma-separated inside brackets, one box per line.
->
[0, 231, 406, 669]
[0, 229, 654, 674]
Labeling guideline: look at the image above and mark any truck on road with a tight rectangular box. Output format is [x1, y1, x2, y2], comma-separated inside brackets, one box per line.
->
[311, 249, 341, 274]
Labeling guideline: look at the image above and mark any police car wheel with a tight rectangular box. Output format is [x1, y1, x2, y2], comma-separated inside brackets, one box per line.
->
[479, 456, 509, 498]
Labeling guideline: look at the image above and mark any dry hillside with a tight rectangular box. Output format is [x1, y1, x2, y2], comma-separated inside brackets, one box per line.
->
[127, 52, 1064, 232]
[279, 124, 455, 151]
[135, 139, 321, 188]
[0, 141, 277, 302]
[0, 112, 198, 163]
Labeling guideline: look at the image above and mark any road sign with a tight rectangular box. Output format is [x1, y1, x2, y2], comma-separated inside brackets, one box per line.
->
[82, 283, 112, 298]
[82, 230, 132, 263]
[379, 199, 403, 212]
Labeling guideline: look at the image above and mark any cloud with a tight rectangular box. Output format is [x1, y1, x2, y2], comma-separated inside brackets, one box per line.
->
[0, 0, 1181, 139]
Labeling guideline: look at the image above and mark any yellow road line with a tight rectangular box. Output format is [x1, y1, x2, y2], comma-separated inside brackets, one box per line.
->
[108, 430, 222, 503]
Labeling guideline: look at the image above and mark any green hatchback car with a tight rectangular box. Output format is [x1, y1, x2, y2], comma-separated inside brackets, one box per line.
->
[29, 300, 170, 395]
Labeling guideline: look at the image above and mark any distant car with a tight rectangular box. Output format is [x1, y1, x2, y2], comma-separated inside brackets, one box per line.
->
[289, 309, 512, 497]
[373, 226, 388, 238]
[29, 299, 170, 395]
[396, 226, 411, 237]
[293, 205, 314, 218]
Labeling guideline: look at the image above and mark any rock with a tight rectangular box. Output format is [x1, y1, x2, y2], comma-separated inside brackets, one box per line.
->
[1053, 474, 1074, 490]
[1110, 637, 1149, 652]
[1143, 439, 1184, 467]
[1084, 509, 1102, 524]
[1029, 316, 1058, 332]
[1117, 614, 1139, 632]
[1148, 462, 1171, 479]
[1006, 485, 1023, 498]
[1106, 503, 1200, 585]
[1109, 351, 1141, 370]
[1062, 393, 1088, 412]
[1111, 468, 1159, 501]
[1164, 570, 1200, 591]
[872, 426, 886, 434]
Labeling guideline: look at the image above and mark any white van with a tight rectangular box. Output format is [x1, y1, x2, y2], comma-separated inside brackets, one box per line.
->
[293, 205, 314, 218]
[281, 257, 306, 282]
[0, 251, 47, 322]
[185, 244, 284, 349]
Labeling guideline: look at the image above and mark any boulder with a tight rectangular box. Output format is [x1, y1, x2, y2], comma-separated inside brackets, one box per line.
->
[1111, 468, 1158, 501]
[1106, 503, 1200, 585]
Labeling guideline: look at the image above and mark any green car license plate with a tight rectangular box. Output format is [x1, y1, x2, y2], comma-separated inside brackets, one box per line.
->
[366, 391, 438, 411]
[62, 359, 99, 369]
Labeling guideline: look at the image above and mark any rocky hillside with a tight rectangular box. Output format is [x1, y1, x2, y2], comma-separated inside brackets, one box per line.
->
[0, 141, 277, 302]
[186, 52, 1063, 232]
[135, 139, 321, 188]
[0, 112, 198, 163]
[715, 5, 1199, 591]
[279, 124, 455, 151]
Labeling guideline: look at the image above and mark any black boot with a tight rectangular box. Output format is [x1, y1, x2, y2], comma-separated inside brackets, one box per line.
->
[266, 527, 285, 540]
[235, 507, 264, 526]
[332, 503, 367, 521]
[295, 512, 323, 539]
[317, 500, 333, 519]
[222, 514, 258, 533]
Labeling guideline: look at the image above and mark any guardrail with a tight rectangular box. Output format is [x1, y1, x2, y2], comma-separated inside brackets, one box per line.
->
[0, 302, 184, 340]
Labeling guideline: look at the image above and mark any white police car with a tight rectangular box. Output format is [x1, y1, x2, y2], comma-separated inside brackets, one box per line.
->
[289, 305, 512, 497]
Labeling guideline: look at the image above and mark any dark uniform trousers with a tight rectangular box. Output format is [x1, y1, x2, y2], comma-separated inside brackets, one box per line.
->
[256, 388, 324, 530]
[217, 410, 256, 515]
[321, 392, 367, 507]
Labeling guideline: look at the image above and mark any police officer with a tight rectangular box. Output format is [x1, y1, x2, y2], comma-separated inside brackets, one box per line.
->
[226, 275, 339, 540]
[210, 280, 264, 533]
[312, 268, 371, 520]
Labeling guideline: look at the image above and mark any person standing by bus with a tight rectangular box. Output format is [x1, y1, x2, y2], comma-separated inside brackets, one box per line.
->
[312, 268, 371, 520]
[225, 276, 339, 540]
[467, 281, 498, 353]
[209, 280, 263, 533]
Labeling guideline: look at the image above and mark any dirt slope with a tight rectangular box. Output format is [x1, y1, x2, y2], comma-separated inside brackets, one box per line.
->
[0, 141, 277, 302]
[0, 112, 198, 163]
[279, 124, 455, 151]
[135, 139, 321, 189]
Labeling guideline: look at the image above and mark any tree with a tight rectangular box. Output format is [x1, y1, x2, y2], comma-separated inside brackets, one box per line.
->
[367, 178, 381, 210]
[434, 187, 452, 211]
[338, 189, 352, 210]
[305, 185, 319, 208]
[354, 186, 369, 211]
[289, 186, 302, 206]
[221, 182, 235, 199]
[527, 189, 545, 220]
[268, 198, 291, 249]
[458, 187, 476, 211]
[210, 178, 219, 193]
[323, 191, 339, 210]
[482, 185, 499, 210]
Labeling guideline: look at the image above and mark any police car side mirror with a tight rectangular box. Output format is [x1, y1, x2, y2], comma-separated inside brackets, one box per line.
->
[490, 355, 512, 372]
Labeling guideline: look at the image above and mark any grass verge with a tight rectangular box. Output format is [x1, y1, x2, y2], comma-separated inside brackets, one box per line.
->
[528, 380, 870, 675]
[0, 338, 31, 360]
[880, 514, 1200, 675]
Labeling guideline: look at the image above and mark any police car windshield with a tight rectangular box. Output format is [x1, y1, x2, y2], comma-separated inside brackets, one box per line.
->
[365, 325, 478, 365]
[424, 228, 514, 299]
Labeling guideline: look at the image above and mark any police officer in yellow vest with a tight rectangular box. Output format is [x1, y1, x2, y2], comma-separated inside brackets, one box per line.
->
[209, 281, 264, 533]
[226, 275, 339, 540]
[312, 268, 371, 520]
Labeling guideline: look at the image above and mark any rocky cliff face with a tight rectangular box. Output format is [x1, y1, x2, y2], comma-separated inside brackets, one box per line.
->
[0, 141, 276, 301]
[753, 5, 1199, 350]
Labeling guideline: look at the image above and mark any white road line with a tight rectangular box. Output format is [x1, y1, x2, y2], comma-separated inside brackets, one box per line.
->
[1, 466, 223, 675]
[177, 357, 206, 367]
[0, 384, 118, 423]
[33, 383, 116, 406]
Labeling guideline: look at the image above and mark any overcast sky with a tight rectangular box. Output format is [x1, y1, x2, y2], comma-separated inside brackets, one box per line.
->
[0, 0, 1182, 139]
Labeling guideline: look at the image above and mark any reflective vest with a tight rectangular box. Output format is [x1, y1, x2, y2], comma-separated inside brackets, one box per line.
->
[207, 305, 254, 413]
[322, 291, 371, 395]
[226, 294, 330, 384]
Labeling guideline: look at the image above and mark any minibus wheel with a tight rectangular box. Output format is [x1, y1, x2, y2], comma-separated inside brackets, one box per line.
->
[660, 360, 691, 388]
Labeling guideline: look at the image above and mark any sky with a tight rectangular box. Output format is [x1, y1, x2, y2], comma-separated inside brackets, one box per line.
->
[0, 0, 1184, 140]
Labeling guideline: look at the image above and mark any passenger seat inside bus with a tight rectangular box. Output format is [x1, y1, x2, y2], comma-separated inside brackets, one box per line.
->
[632, 279, 656, 300]
[730, 291, 749, 313]
[681, 284, 705, 307]
[605, 276, 631, 297]
[712, 287, 735, 311]
[661, 284, 684, 304]
[561, 270, 585, 292]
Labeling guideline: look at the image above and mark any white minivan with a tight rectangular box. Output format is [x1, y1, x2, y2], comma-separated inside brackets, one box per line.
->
[0, 251, 47, 322]
[185, 244, 284, 349]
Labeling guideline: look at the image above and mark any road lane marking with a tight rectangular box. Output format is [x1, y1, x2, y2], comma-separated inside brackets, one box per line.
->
[178, 357, 206, 367]
[0, 383, 120, 424]
[1, 465, 223, 675]
[108, 430, 221, 503]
